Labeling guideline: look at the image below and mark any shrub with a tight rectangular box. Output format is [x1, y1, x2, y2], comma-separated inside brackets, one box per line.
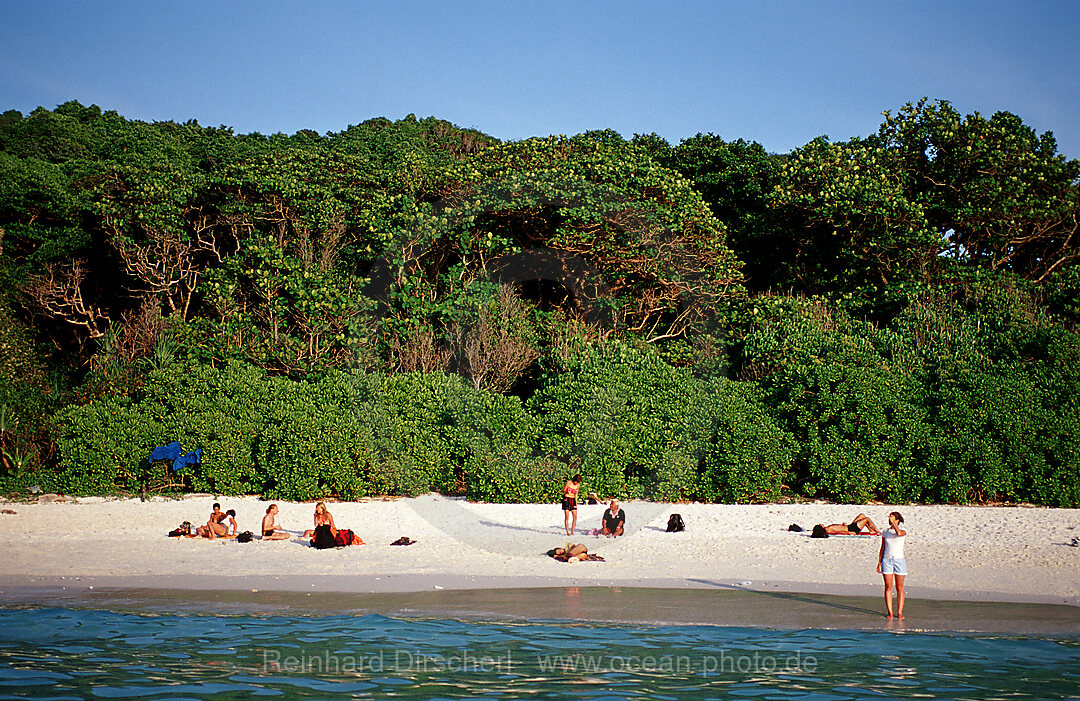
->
[528, 342, 711, 499]
[697, 379, 796, 502]
[744, 302, 932, 503]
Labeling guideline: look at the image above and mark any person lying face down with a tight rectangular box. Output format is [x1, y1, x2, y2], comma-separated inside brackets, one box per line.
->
[814, 513, 881, 536]
[601, 500, 625, 536]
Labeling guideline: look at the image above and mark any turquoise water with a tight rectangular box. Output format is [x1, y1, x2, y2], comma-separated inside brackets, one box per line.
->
[0, 607, 1078, 699]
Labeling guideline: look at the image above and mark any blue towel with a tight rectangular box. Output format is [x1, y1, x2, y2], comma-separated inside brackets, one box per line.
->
[149, 442, 203, 472]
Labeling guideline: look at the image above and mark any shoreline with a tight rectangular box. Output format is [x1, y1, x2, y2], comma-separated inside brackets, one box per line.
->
[2, 583, 1078, 636]
[2, 572, 1075, 607]
[2, 494, 1078, 616]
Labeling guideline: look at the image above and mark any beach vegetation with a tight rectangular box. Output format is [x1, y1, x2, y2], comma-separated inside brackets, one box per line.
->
[1, 99, 1078, 506]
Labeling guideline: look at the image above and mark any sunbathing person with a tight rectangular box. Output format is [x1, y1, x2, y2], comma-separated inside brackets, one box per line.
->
[304, 502, 337, 539]
[816, 513, 881, 536]
[546, 543, 604, 562]
[261, 504, 291, 540]
[601, 500, 625, 537]
[195, 504, 237, 539]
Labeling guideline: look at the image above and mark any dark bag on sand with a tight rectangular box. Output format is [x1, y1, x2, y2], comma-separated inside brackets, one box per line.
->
[666, 514, 685, 532]
[810, 524, 829, 538]
[168, 520, 193, 537]
[236, 531, 254, 543]
[788, 524, 804, 532]
[312, 524, 337, 549]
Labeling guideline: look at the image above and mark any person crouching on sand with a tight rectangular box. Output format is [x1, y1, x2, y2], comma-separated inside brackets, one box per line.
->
[877, 511, 907, 619]
[261, 504, 290, 540]
[601, 500, 625, 536]
[562, 474, 582, 536]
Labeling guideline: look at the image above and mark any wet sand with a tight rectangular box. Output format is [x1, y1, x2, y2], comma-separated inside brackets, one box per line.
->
[1, 584, 1077, 636]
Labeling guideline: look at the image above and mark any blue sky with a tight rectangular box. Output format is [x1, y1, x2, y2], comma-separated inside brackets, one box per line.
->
[2, 0, 1078, 157]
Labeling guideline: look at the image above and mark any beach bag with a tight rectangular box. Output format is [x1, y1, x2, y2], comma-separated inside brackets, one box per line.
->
[168, 521, 193, 537]
[312, 524, 337, 549]
[788, 524, 804, 532]
[236, 531, 253, 543]
[666, 514, 685, 532]
[335, 528, 362, 547]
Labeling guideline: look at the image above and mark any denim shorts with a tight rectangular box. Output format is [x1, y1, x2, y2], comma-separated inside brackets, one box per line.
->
[880, 556, 907, 575]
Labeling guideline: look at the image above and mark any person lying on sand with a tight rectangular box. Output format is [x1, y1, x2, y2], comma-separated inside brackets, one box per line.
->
[815, 513, 881, 536]
[547, 543, 604, 562]
[261, 504, 291, 540]
[601, 500, 625, 537]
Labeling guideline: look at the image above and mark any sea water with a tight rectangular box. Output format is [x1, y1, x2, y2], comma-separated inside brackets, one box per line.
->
[0, 606, 1077, 700]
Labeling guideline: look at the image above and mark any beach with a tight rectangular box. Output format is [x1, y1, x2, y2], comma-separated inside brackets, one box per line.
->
[1, 494, 1077, 610]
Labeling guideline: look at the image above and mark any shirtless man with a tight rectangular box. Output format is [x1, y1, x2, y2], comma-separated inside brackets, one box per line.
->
[261, 504, 291, 540]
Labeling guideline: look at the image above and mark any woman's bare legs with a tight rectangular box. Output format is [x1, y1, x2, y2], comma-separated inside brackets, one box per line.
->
[564, 509, 578, 536]
[883, 573, 895, 618]
[895, 574, 905, 619]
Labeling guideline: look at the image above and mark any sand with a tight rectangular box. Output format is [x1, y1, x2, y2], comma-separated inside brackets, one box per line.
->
[1, 494, 1077, 611]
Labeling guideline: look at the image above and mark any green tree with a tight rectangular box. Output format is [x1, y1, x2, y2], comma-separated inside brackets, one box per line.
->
[877, 99, 1080, 282]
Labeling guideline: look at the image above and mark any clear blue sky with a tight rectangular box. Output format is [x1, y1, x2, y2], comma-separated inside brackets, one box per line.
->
[2, 0, 1078, 157]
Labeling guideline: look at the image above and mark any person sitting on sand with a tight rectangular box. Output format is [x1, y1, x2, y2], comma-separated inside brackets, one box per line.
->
[192, 502, 222, 537]
[601, 500, 625, 537]
[815, 513, 880, 536]
[303, 502, 337, 539]
[261, 504, 290, 540]
[195, 504, 237, 539]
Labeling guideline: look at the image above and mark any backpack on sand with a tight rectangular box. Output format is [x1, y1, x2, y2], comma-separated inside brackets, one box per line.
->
[666, 513, 685, 532]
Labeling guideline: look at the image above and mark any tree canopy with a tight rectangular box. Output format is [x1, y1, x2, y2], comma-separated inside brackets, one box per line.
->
[2, 98, 1079, 506]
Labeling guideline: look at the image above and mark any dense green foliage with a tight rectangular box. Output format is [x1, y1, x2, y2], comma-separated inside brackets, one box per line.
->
[1, 99, 1078, 505]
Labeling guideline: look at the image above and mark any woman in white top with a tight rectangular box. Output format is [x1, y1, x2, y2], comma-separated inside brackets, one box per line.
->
[876, 511, 907, 619]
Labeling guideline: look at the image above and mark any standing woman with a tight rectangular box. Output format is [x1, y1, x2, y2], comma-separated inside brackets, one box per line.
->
[562, 474, 582, 536]
[876, 511, 907, 619]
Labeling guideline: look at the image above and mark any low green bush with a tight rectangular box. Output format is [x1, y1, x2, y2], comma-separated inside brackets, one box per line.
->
[697, 379, 796, 503]
[529, 342, 710, 499]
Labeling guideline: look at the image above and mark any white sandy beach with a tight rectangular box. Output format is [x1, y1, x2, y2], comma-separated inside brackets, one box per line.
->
[1, 494, 1077, 606]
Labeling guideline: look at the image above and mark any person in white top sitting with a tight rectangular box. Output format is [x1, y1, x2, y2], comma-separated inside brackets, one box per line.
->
[876, 511, 907, 619]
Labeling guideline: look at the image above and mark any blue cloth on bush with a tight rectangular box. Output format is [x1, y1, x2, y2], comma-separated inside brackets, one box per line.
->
[148, 442, 203, 472]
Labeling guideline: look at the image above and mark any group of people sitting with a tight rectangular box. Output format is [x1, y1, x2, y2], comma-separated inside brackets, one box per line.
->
[187, 501, 361, 547]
